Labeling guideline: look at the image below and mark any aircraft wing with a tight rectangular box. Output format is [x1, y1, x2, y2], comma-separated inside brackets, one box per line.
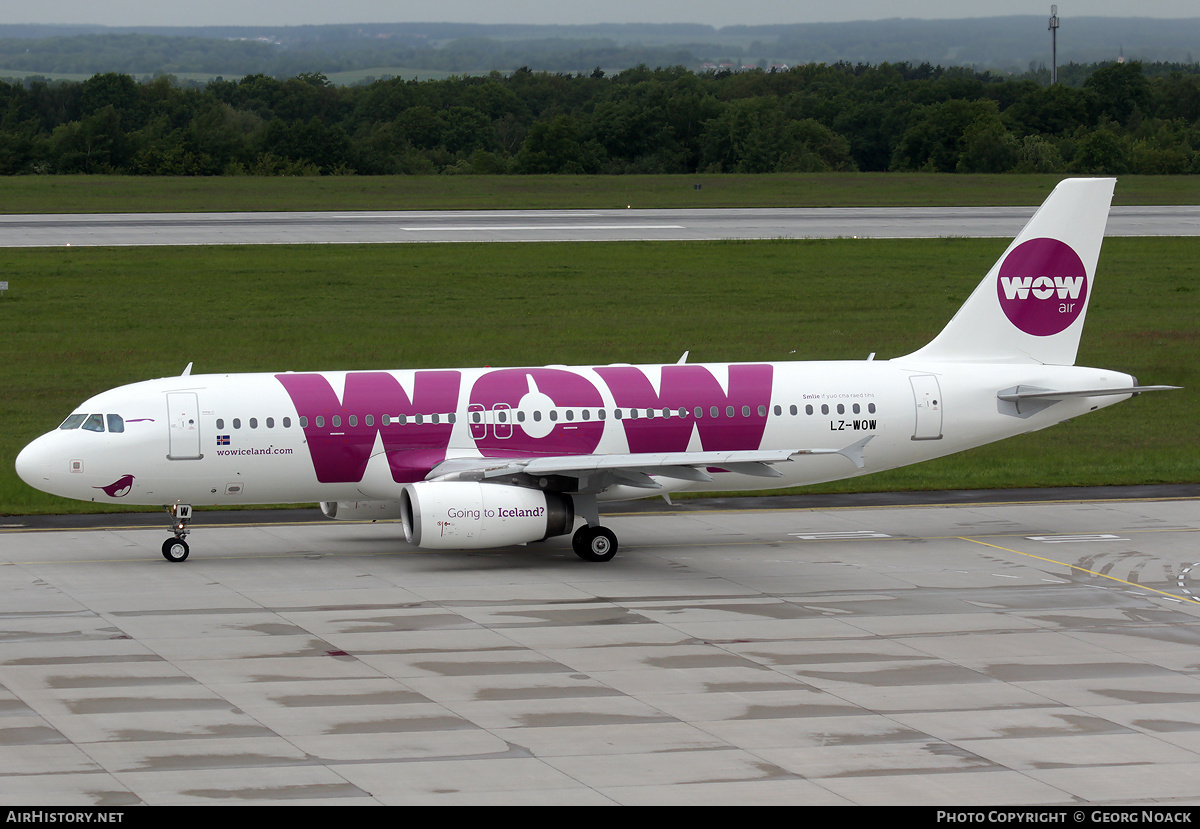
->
[426, 436, 873, 492]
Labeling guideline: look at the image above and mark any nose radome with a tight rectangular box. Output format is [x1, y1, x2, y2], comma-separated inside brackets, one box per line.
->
[15, 436, 51, 488]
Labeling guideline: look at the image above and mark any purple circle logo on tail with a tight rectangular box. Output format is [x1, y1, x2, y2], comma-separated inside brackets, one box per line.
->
[996, 238, 1087, 337]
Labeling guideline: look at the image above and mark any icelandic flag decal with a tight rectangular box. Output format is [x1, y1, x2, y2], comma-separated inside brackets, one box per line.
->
[217, 435, 230, 445]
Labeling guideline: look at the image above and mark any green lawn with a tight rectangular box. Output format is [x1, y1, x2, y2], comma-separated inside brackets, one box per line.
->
[0, 173, 1197, 214]
[2, 235, 1194, 514]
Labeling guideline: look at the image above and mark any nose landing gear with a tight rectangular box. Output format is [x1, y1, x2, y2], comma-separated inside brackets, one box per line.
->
[162, 504, 192, 562]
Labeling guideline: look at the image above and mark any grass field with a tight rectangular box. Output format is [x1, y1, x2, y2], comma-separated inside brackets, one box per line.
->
[1, 173, 1198, 214]
[2, 234, 1195, 515]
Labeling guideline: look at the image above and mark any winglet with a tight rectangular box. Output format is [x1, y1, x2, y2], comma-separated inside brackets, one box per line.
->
[791, 435, 874, 469]
[835, 435, 873, 469]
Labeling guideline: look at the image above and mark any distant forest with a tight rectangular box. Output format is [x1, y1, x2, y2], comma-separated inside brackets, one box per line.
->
[0, 59, 1196, 176]
[0, 18, 1197, 177]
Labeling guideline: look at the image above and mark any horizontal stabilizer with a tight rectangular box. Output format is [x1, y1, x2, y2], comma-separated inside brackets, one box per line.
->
[996, 384, 1180, 417]
[997, 385, 1180, 402]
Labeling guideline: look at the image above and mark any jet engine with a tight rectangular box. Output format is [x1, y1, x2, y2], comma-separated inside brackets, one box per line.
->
[400, 481, 574, 550]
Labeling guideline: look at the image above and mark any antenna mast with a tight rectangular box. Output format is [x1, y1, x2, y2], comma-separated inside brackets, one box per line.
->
[1049, 5, 1060, 84]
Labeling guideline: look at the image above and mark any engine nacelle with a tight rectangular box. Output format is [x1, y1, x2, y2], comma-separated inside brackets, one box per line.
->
[400, 482, 574, 550]
[320, 500, 406, 520]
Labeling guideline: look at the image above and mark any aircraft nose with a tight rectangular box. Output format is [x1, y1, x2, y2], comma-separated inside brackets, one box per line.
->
[15, 435, 52, 489]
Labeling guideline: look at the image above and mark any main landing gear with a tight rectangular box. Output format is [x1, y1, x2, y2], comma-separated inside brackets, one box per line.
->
[162, 504, 192, 562]
[572, 524, 618, 562]
[569, 493, 618, 562]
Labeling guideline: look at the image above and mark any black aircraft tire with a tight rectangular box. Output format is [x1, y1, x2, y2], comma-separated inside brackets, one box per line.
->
[162, 538, 190, 562]
[572, 525, 618, 562]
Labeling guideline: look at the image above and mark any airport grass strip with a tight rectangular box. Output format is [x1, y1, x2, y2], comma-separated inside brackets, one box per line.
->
[1, 173, 1198, 214]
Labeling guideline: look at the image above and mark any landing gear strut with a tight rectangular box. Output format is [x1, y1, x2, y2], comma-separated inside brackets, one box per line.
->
[162, 504, 192, 562]
[568, 493, 619, 562]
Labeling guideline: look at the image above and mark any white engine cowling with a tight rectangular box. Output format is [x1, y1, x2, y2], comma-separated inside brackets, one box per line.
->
[400, 482, 575, 550]
[320, 500, 406, 520]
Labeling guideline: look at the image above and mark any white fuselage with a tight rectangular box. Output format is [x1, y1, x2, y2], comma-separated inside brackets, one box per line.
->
[15, 358, 1135, 509]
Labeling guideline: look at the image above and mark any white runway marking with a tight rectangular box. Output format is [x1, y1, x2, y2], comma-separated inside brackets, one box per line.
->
[1026, 533, 1128, 542]
[402, 224, 685, 231]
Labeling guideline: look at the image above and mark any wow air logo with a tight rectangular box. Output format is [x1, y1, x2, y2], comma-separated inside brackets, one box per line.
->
[996, 238, 1087, 337]
[277, 364, 773, 485]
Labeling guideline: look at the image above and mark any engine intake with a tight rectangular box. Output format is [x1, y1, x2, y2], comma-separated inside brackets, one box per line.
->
[400, 481, 574, 549]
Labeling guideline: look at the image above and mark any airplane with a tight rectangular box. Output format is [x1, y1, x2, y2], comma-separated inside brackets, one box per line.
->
[15, 178, 1178, 564]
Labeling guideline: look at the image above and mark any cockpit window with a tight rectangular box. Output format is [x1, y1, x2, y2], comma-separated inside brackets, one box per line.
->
[107, 414, 124, 433]
[82, 414, 105, 432]
[59, 414, 88, 430]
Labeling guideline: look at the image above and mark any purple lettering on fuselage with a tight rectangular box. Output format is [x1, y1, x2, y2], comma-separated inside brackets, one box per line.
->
[468, 368, 604, 457]
[595, 364, 773, 452]
[278, 365, 775, 485]
[275, 371, 460, 483]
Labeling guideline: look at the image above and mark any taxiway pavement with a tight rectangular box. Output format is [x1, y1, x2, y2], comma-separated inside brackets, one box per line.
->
[2, 490, 1199, 805]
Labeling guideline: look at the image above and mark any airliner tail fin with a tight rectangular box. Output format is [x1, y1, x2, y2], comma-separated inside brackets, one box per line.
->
[903, 177, 1116, 365]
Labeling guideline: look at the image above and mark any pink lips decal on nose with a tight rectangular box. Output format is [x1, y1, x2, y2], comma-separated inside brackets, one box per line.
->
[95, 474, 135, 497]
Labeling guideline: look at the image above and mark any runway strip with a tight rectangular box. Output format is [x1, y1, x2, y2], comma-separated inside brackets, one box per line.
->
[2, 205, 1198, 246]
[2, 490, 1199, 805]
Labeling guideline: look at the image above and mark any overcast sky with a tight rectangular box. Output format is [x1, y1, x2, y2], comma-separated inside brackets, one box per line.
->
[3, 1, 1198, 29]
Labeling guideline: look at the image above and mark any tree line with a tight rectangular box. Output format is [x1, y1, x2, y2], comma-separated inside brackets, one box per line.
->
[0, 61, 1197, 177]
